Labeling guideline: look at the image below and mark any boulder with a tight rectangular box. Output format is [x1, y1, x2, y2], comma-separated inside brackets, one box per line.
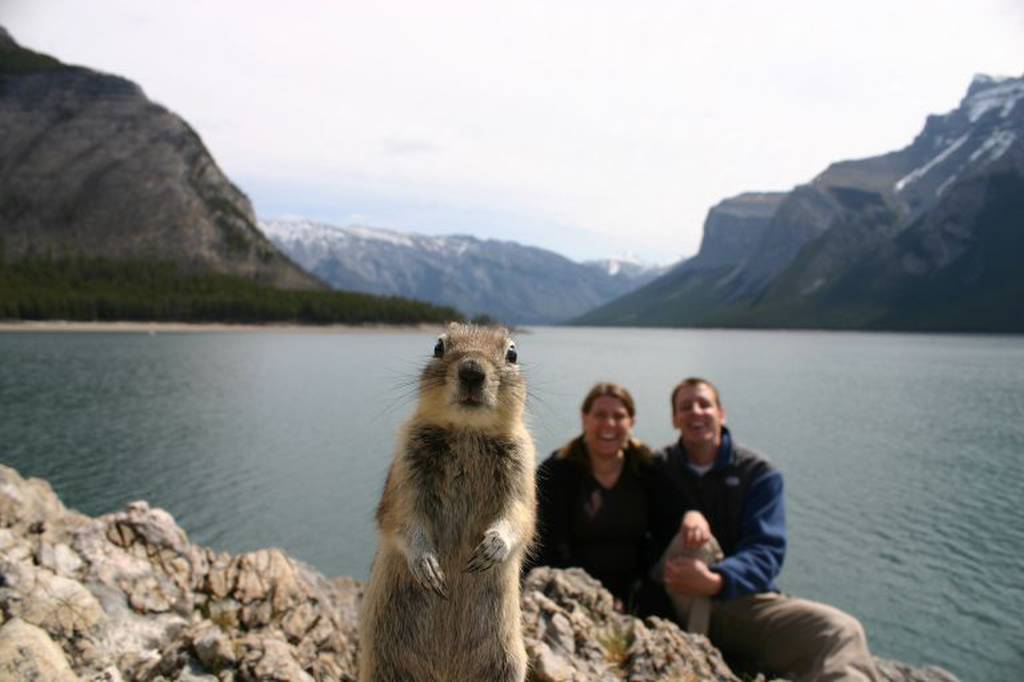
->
[522, 567, 742, 681]
[0, 559, 106, 638]
[0, 464, 958, 682]
[0, 466, 67, 530]
[190, 621, 236, 671]
[0, 618, 79, 682]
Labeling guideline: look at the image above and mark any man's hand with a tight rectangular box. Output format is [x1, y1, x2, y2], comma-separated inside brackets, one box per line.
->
[680, 510, 711, 549]
[664, 556, 723, 597]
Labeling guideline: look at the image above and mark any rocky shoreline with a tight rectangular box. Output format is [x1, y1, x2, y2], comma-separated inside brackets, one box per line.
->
[0, 465, 957, 681]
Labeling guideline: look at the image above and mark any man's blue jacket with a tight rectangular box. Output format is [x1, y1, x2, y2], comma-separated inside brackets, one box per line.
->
[654, 427, 786, 600]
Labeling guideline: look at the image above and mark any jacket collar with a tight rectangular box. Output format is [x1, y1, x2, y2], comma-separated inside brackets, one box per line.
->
[674, 426, 735, 473]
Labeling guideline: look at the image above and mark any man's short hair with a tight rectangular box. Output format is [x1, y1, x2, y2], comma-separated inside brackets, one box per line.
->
[670, 377, 722, 413]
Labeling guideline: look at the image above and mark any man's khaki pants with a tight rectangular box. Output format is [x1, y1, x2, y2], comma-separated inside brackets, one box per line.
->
[709, 592, 880, 682]
[654, 535, 880, 682]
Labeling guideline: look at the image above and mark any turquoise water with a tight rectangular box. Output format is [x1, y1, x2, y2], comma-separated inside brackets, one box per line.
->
[1, 327, 1022, 680]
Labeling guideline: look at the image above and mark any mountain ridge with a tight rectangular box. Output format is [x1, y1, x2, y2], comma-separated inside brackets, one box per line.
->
[0, 27, 463, 325]
[576, 72, 1024, 332]
[262, 218, 669, 325]
[0, 28, 321, 290]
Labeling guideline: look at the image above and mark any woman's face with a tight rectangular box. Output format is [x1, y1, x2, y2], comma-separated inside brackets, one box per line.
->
[582, 395, 635, 462]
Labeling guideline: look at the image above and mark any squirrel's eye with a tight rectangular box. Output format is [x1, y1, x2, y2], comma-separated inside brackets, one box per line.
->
[433, 339, 444, 358]
[505, 344, 517, 364]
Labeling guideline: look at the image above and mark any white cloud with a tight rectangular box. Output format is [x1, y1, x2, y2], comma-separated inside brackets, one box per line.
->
[4, 0, 1023, 263]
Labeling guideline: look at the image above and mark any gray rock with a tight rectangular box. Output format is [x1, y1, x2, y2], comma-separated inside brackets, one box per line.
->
[522, 567, 740, 682]
[37, 541, 85, 578]
[0, 465, 68, 530]
[236, 634, 315, 682]
[190, 622, 236, 672]
[174, 662, 220, 682]
[0, 462, 957, 682]
[0, 559, 106, 638]
[82, 667, 124, 682]
[0, 527, 32, 564]
[529, 641, 581, 682]
[0, 618, 79, 682]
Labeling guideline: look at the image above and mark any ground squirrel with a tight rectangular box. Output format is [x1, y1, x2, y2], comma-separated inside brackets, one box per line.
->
[358, 323, 537, 682]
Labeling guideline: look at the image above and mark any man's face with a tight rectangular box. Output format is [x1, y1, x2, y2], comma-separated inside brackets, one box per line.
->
[672, 383, 726, 450]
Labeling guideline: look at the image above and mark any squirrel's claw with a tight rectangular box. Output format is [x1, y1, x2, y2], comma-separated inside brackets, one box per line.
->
[465, 529, 511, 573]
[411, 552, 449, 599]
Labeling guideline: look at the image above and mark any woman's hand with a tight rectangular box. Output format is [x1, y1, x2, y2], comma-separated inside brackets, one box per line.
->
[680, 510, 711, 549]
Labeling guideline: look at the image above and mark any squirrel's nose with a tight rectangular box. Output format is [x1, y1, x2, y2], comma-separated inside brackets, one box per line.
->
[458, 360, 486, 388]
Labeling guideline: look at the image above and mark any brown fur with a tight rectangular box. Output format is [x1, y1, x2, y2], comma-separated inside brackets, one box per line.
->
[358, 323, 537, 682]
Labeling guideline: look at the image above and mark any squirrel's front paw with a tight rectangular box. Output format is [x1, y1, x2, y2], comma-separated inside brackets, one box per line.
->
[410, 551, 449, 599]
[465, 528, 511, 573]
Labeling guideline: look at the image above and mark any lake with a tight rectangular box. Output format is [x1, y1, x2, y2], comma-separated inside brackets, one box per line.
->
[1, 326, 1022, 680]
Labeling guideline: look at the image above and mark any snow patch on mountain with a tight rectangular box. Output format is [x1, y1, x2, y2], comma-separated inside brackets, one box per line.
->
[935, 174, 958, 197]
[345, 224, 417, 247]
[969, 129, 1017, 165]
[965, 79, 1024, 123]
[265, 219, 418, 248]
[895, 134, 970, 192]
[584, 255, 667, 278]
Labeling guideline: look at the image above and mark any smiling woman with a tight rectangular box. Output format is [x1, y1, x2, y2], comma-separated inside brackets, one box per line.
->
[527, 382, 668, 613]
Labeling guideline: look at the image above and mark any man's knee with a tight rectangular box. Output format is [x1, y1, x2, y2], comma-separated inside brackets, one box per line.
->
[754, 598, 876, 681]
[812, 603, 870, 652]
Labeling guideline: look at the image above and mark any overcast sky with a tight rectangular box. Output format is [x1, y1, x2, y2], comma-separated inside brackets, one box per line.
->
[5, 1, 1023, 264]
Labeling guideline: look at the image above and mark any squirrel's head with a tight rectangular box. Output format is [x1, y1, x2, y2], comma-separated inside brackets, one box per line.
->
[417, 322, 525, 430]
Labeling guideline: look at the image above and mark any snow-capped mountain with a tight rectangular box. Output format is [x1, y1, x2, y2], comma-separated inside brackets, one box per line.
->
[583, 256, 669, 279]
[578, 73, 1024, 332]
[260, 220, 668, 324]
[891, 74, 1022, 215]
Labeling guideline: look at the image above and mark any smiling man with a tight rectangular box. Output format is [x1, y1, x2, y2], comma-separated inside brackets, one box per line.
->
[653, 377, 880, 682]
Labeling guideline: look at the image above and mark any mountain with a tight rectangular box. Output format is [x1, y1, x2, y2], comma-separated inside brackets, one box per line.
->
[0, 27, 319, 289]
[577, 74, 1024, 332]
[0, 27, 459, 325]
[571, 192, 785, 325]
[261, 219, 669, 325]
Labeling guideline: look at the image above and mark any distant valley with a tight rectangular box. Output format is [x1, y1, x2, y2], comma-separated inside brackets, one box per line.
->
[578, 74, 1024, 332]
[261, 220, 668, 325]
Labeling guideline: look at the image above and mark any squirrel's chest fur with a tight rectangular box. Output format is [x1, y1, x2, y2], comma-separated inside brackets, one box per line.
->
[402, 424, 527, 556]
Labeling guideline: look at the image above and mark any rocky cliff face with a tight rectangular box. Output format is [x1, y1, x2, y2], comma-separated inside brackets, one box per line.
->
[578, 74, 1024, 331]
[688, 193, 785, 271]
[261, 219, 667, 325]
[0, 28, 321, 290]
[573, 191, 785, 326]
[0, 464, 959, 681]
